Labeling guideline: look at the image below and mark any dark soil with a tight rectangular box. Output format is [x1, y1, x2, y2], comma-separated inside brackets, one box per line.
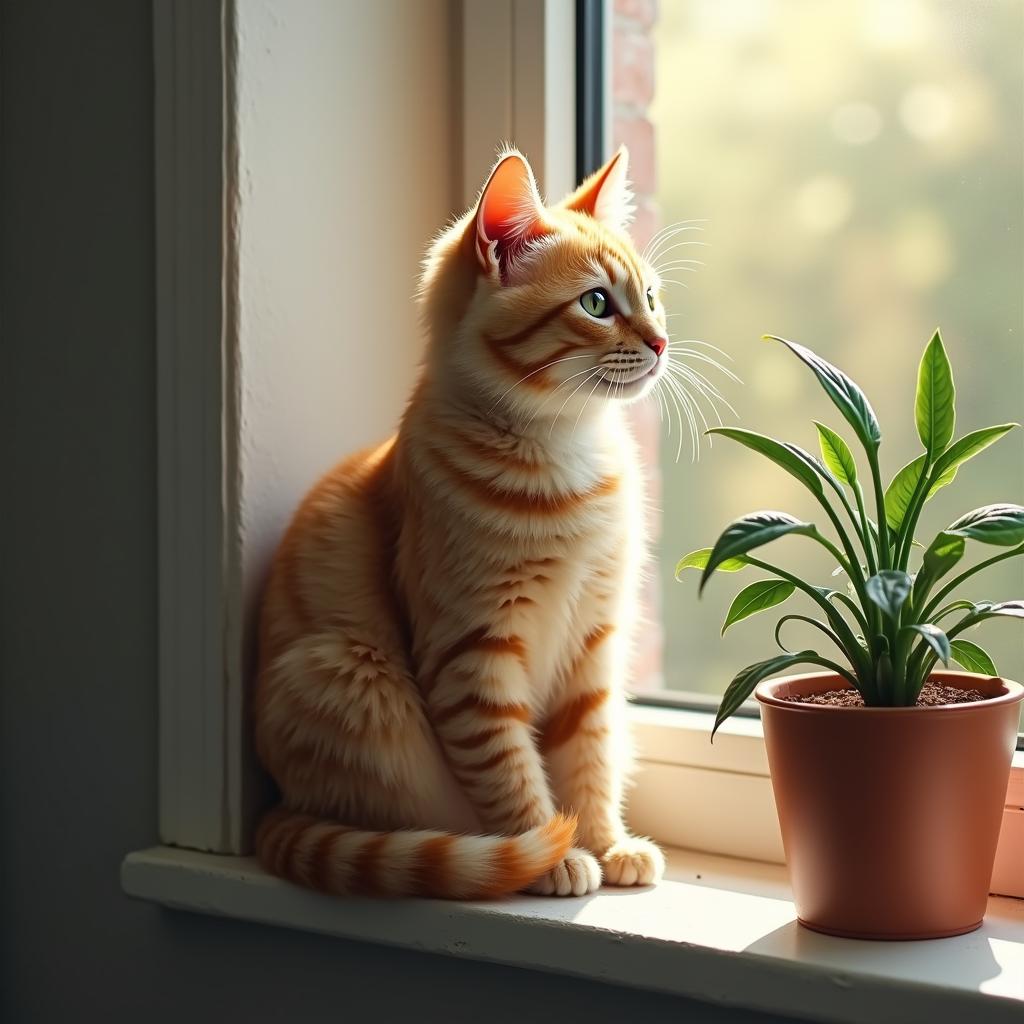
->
[784, 682, 987, 707]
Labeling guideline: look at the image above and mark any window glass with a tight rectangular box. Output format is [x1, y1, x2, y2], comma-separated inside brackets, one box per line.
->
[614, 1, 1024, 713]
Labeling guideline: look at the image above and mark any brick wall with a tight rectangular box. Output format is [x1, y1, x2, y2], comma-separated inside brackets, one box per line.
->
[613, 0, 658, 248]
[613, 0, 663, 693]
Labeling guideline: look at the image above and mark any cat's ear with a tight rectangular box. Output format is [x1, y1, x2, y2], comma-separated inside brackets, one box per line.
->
[474, 150, 549, 280]
[561, 145, 634, 231]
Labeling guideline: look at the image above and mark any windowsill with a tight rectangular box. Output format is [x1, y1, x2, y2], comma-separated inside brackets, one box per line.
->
[122, 844, 1024, 1023]
[627, 703, 1024, 881]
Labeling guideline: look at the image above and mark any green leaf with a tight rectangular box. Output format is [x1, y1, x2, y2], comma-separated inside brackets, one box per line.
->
[699, 511, 816, 594]
[764, 335, 881, 451]
[814, 421, 858, 485]
[926, 466, 958, 499]
[947, 504, 1024, 547]
[705, 428, 828, 497]
[675, 548, 748, 580]
[884, 457, 924, 532]
[904, 623, 951, 666]
[884, 455, 957, 531]
[773, 614, 847, 657]
[865, 570, 912, 620]
[987, 600, 1024, 619]
[949, 639, 998, 676]
[915, 329, 955, 457]
[721, 579, 796, 634]
[954, 600, 1024, 629]
[932, 599, 979, 623]
[932, 424, 1019, 480]
[713, 651, 818, 739]
[913, 531, 965, 603]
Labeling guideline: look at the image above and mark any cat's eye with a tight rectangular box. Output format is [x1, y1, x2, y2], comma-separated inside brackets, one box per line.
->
[646, 286, 656, 312]
[580, 288, 611, 319]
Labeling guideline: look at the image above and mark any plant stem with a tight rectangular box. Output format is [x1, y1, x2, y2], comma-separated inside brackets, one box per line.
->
[867, 449, 891, 571]
[817, 502, 872, 611]
[919, 544, 1024, 623]
[798, 655, 861, 689]
[895, 458, 933, 571]
[818, 472, 875, 575]
[911, 610, 984, 690]
[774, 614, 849, 659]
[890, 628, 916, 705]
[931, 601, 975, 624]
[852, 480, 878, 576]
[811, 530, 854, 578]
[810, 528, 877, 634]
[830, 590, 870, 633]
[851, 479, 885, 642]
[744, 555, 874, 690]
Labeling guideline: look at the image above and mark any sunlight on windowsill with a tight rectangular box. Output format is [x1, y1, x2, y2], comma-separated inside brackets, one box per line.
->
[122, 843, 1024, 1024]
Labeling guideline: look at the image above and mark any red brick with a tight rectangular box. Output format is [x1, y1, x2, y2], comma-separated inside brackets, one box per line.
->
[615, 0, 657, 30]
[613, 116, 656, 196]
[613, 25, 654, 110]
[613, 0, 664, 697]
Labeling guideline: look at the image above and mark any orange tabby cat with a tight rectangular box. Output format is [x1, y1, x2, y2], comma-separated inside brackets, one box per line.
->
[254, 146, 669, 898]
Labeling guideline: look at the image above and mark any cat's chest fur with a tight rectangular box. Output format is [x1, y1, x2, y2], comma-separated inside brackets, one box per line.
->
[395, 408, 644, 711]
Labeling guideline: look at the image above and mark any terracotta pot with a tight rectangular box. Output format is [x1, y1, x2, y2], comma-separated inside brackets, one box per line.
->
[756, 669, 1023, 940]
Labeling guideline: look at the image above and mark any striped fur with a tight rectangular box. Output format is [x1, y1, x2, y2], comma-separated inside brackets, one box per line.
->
[254, 147, 666, 898]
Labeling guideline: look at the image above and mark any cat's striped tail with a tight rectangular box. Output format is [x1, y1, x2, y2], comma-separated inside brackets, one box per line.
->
[255, 807, 576, 899]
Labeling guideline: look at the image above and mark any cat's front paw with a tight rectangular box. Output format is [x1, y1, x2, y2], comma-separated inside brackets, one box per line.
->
[601, 837, 665, 887]
[525, 847, 602, 897]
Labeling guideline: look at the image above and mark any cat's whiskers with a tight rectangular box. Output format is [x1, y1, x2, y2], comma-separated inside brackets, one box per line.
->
[656, 370, 691, 462]
[668, 338, 736, 360]
[541, 365, 605, 436]
[642, 218, 703, 254]
[670, 375, 701, 463]
[651, 238, 709, 266]
[653, 237, 709, 258]
[519, 363, 601, 432]
[665, 364, 719, 435]
[653, 376, 668, 429]
[642, 221, 707, 264]
[655, 261, 702, 275]
[666, 359, 738, 413]
[488, 353, 593, 414]
[571, 370, 609, 437]
[650, 334, 742, 461]
[668, 346, 742, 384]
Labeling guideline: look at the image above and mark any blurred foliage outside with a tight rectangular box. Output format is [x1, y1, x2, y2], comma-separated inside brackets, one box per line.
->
[638, 1, 1023, 711]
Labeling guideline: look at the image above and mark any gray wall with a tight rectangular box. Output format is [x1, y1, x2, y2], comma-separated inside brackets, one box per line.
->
[0, 3, 794, 1022]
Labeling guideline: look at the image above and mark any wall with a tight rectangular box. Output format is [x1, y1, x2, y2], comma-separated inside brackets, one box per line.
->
[234, 0, 460, 626]
[0, 2, 794, 1021]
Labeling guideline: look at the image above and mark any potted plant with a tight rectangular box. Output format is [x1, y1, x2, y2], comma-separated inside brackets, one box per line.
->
[678, 329, 1024, 939]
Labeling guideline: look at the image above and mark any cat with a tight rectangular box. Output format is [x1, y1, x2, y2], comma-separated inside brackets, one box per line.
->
[253, 145, 669, 898]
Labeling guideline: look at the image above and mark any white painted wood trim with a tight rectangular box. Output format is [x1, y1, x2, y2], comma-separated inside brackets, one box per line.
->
[121, 845, 1024, 1023]
[461, 0, 576, 207]
[153, 0, 244, 853]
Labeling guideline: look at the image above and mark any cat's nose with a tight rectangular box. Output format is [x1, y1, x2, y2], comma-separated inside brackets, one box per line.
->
[644, 336, 667, 357]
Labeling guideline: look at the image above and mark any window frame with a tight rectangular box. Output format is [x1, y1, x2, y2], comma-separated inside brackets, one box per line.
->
[150, 0, 1023, 898]
[154, 0, 246, 854]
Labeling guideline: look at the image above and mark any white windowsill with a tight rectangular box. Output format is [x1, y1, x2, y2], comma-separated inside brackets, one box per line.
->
[122, 844, 1024, 1024]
